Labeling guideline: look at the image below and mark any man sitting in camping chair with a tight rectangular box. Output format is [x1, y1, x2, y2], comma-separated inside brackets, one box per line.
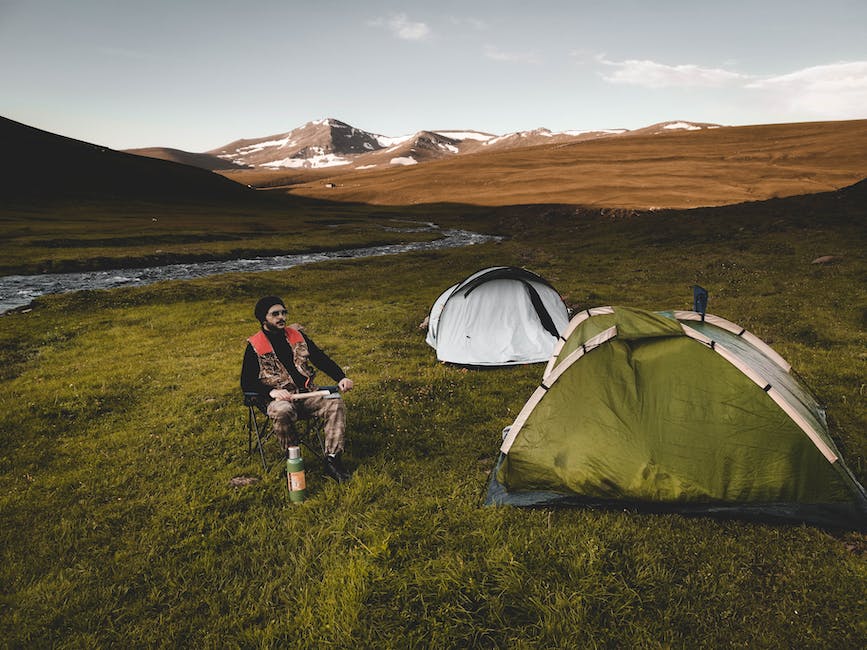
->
[241, 295, 354, 482]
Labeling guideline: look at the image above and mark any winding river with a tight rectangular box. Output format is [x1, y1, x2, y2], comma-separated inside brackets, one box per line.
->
[0, 224, 499, 314]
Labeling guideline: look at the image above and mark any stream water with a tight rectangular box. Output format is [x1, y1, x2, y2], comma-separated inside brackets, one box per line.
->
[0, 224, 499, 314]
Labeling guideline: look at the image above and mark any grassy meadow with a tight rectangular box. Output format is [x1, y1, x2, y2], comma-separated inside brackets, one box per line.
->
[0, 197, 442, 275]
[1, 187, 866, 648]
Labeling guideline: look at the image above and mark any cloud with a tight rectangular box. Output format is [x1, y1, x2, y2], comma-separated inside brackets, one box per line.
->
[746, 61, 867, 118]
[596, 55, 748, 88]
[449, 16, 488, 30]
[369, 13, 431, 41]
[592, 54, 867, 120]
[484, 45, 540, 65]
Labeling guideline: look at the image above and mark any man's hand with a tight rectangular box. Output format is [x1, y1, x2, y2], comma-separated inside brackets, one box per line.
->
[338, 378, 354, 393]
[269, 388, 294, 401]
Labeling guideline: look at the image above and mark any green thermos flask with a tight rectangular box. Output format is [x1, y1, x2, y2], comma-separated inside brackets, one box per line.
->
[286, 446, 307, 503]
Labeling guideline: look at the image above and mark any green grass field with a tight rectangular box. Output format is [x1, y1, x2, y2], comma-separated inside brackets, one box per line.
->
[0, 197, 449, 275]
[1, 190, 865, 648]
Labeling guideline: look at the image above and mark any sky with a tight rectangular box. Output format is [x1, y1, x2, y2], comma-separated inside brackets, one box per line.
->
[1, 0, 866, 152]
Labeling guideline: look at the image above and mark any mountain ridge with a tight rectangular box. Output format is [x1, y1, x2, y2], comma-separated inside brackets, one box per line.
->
[126, 118, 721, 173]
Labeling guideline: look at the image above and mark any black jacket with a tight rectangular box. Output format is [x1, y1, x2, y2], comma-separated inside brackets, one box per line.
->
[240, 328, 346, 400]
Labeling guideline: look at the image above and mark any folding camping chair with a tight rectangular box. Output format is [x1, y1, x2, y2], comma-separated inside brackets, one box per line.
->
[243, 387, 340, 471]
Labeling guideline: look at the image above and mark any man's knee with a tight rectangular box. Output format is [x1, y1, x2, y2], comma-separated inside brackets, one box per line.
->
[323, 397, 345, 419]
[267, 399, 295, 414]
[267, 400, 297, 425]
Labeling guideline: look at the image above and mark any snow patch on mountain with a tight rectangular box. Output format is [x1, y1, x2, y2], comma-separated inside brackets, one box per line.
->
[263, 153, 351, 169]
[563, 129, 628, 136]
[236, 137, 295, 154]
[483, 128, 556, 146]
[390, 157, 417, 166]
[432, 131, 496, 142]
[376, 134, 414, 147]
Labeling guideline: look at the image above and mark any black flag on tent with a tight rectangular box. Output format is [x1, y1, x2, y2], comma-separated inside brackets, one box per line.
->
[693, 285, 708, 321]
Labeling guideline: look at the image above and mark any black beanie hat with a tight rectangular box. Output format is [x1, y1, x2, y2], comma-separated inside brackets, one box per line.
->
[255, 296, 285, 322]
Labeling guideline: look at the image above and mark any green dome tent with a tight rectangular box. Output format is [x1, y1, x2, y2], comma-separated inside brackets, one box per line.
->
[485, 306, 867, 530]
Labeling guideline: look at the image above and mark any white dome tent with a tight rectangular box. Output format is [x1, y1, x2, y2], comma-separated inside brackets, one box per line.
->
[425, 267, 570, 366]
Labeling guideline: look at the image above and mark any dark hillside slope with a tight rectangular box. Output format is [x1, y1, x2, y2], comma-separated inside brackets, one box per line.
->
[662, 176, 867, 247]
[0, 117, 252, 202]
[495, 176, 867, 252]
[669, 176, 867, 225]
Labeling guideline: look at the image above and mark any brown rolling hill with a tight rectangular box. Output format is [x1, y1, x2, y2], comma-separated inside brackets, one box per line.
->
[279, 119, 867, 209]
[0, 116, 253, 202]
[124, 147, 249, 171]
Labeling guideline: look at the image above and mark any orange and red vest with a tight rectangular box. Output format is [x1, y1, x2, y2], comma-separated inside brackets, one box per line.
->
[248, 327, 315, 391]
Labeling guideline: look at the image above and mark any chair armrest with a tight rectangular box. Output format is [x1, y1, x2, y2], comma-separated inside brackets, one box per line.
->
[243, 391, 265, 407]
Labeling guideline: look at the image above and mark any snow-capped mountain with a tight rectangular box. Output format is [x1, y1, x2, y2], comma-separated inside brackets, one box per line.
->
[351, 130, 472, 168]
[477, 127, 628, 151]
[129, 118, 722, 172]
[207, 118, 383, 169]
[202, 118, 495, 171]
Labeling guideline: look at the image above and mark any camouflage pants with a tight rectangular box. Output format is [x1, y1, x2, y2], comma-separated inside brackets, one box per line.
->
[267, 394, 346, 454]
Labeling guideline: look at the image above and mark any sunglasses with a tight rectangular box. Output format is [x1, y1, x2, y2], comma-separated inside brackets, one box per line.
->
[268, 309, 288, 317]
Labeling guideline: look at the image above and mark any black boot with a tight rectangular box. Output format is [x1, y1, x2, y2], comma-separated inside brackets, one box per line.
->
[324, 453, 351, 482]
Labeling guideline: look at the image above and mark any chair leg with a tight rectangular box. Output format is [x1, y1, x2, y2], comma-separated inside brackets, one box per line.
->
[247, 407, 253, 455]
[248, 405, 269, 471]
[246, 408, 327, 472]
